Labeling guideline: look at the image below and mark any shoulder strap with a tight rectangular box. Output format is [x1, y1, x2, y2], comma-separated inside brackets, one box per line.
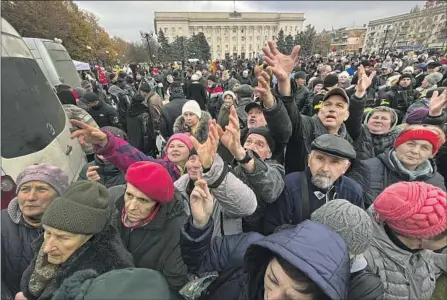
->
[300, 172, 310, 221]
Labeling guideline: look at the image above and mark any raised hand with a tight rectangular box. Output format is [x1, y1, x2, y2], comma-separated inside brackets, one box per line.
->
[190, 174, 214, 229]
[261, 41, 301, 82]
[190, 120, 220, 169]
[217, 107, 245, 160]
[255, 67, 275, 108]
[429, 88, 447, 116]
[356, 65, 376, 96]
[71, 120, 108, 147]
[86, 166, 101, 182]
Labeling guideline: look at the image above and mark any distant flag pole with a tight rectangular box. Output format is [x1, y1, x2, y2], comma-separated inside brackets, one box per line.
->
[234, 0, 236, 11]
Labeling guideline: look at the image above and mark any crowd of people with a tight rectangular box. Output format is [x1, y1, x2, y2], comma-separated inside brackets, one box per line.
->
[2, 41, 447, 300]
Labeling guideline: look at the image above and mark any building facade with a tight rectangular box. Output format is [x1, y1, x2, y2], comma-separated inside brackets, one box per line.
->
[363, 5, 447, 54]
[154, 12, 305, 59]
[330, 26, 367, 55]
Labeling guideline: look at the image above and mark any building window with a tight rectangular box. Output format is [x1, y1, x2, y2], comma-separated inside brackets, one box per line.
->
[225, 45, 229, 50]
[233, 46, 237, 51]
[164, 28, 168, 33]
[249, 36, 252, 41]
[241, 28, 244, 33]
[171, 28, 175, 33]
[249, 44, 253, 50]
[232, 36, 236, 41]
[233, 28, 236, 33]
[265, 35, 267, 41]
[217, 37, 221, 42]
[241, 36, 245, 41]
[256, 36, 260, 41]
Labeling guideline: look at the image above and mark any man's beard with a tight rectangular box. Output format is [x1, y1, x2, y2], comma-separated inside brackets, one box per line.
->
[311, 173, 334, 190]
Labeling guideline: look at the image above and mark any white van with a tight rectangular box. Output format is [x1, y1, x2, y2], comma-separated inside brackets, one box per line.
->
[23, 37, 82, 89]
[1, 18, 87, 208]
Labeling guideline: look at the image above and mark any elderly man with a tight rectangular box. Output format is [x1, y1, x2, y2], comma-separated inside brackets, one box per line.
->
[259, 41, 372, 173]
[1, 164, 69, 300]
[264, 134, 364, 235]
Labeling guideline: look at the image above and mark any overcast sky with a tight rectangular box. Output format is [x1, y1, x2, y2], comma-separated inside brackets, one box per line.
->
[75, 1, 424, 42]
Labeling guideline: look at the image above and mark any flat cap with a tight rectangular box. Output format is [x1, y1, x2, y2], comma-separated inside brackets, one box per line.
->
[311, 134, 356, 160]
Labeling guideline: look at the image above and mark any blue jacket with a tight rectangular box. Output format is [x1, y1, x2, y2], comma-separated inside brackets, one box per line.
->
[264, 170, 364, 235]
[180, 218, 350, 300]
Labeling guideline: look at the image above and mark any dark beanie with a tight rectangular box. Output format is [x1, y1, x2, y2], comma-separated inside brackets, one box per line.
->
[405, 108, 429, 125]
[323, 74, 339, 88]
[398, 73, 413, 83]
[140, 82, 151, 93]
[312, 78, 324, 89]
[83, 92, 99, 103]
[42, 181, 110, 235]
[101, 126, 128, 141]
[207, 74, 217, 82]
[248, 126, 275, 152]
[132, 94, 145, 103]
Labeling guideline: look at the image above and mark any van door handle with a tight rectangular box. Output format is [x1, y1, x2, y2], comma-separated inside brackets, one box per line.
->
[65, 145, 73, 155]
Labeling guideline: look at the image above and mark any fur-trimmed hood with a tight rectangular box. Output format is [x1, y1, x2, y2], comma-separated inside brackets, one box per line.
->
[173, 110, 212, 143]
[20, 225, 134, 300]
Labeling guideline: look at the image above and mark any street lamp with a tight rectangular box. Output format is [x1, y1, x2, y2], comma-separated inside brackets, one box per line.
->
[140, 31, 155, 63]
[381, 25, 393, 54]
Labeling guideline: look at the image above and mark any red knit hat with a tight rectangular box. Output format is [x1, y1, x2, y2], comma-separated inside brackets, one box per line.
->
[125, 162, 174, 203]
[394, 128, 441, 155]
[374, 182, 446, 239]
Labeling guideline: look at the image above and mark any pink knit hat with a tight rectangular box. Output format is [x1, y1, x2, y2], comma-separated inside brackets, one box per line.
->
[165, 133, 193, 152]
[374, 182, 446, 239]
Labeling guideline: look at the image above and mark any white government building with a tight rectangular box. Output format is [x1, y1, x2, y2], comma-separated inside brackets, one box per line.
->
[154, 11, 305, 60]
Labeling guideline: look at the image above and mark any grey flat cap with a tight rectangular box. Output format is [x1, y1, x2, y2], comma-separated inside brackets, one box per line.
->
[311, 134, 356, 160]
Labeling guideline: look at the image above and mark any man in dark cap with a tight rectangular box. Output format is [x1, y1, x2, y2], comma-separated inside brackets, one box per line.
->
[84, 92, 120, 128]
[293, 71, 310, 112]
[264, 133, 364, 234]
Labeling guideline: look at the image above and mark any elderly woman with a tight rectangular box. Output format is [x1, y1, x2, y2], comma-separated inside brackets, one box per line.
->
[109, 161, 188, 291]
[349, 125, 446, 207]
[174, 100, 211, 143]
[1, 164, 69, 300]
[18, 181, 134, 300]
[217, 91, 237, 128]
[338, 71, 352, 89]
[346, 87, 447, 160]
[364, 182, 446, 300]
[71, 120, 193, 181]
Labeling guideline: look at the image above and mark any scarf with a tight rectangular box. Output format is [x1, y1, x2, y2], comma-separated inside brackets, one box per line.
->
[121, 203, 160, 229]
[390, 150, 433, 180]
[28, 243, 59, 297]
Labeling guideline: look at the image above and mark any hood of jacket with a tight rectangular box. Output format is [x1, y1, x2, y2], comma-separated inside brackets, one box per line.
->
[237, 96, 253, 107]
[128, 100, 149, 117]
[378, 149, 438, 181]
[7, 197, 22, 225]
[108, 85, 125, 97]
[173, 110, 212, 143]
[21, 225, 134, 300]
[244, 220, 350, 300]
[363, 106, 399, 131]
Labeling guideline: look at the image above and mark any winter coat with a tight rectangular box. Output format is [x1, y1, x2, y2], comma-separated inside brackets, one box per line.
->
[109, 185, 188, 291]
[239, 76, 253, 86]
[235, 97, 252, 128]
[294, 84, 310, 112]
[363, 207, 441, 300]
[206, 85, 224, 118]
[186, 81, 208, 111]
[109, 85, 131, 131]
[160, 94, 188, 138]
[87, 101, 120, 129]
[126, 99, 158, 157]
[173, 111, 212, 143]
[78, 155, 126, 189]
[180, 219, 350, 300]
[1, 199, 42, 300]
[381, 85, 421, 122]
[95, 130, 182, 181]
[174, 154, 257, 237]
[263, 170, 364, 235]
[280, 79, 361, 173]
[63, 104, 98, 155]
[349, 149, 446, 208]
[146, 91, 164, 133]
[232, 156, 285, 233]
[20, 225, 134, 300]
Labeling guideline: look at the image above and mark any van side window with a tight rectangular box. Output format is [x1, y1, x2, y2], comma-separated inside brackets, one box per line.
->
[1, 57, 65, 158]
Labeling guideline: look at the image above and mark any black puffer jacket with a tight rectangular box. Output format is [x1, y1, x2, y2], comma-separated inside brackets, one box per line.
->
[126, 97, 158, 157]
[186, 81, 208, 111]
[160, 93, 188, 139]
[1, 199, 42, 300]
[382, 85, 421, 122]
[78, 155, 126, 189]
[294, 85, 310, 112]
[109, 185, 188, 291]
[349, 149, 446, 207]
[88, 101, 120, 129]
[20, 225, 134, 300]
